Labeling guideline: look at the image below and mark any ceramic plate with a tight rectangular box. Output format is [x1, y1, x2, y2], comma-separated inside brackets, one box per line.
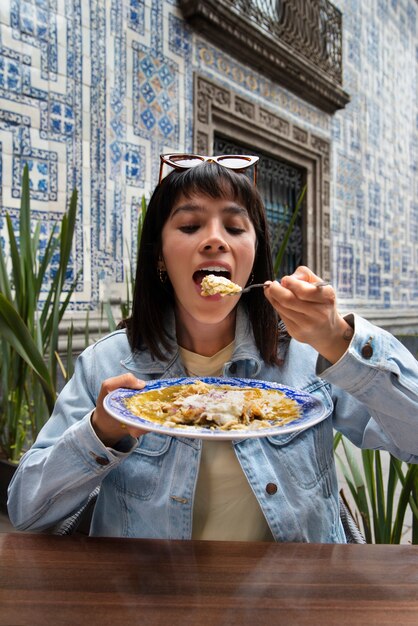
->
[103, 377, 328, 440]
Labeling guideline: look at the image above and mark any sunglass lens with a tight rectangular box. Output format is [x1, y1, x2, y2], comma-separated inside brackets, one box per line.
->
[217, 156, 252, 168]
[169, 155, 204, 168]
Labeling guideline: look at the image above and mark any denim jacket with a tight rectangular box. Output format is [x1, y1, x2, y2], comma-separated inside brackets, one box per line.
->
[8, 307, 418, 542]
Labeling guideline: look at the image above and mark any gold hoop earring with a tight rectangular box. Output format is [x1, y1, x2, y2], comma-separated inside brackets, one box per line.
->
[157, 258, 167, 283]
[245, 272, 254, 287]
[158, 268, 167, 283]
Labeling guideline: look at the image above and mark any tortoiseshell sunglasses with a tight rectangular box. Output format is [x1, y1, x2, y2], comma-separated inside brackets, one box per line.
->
[159, 153, 259, 184]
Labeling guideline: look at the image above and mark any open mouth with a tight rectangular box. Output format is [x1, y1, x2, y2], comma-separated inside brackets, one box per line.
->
[193, 267, 231, 286]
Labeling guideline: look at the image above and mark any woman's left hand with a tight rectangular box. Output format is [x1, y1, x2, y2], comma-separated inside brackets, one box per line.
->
[263, 266, 353, 364]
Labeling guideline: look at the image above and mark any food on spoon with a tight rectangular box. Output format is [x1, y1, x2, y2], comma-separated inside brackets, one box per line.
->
[201, 274, 242, 296]
[124, 380, 301, 431]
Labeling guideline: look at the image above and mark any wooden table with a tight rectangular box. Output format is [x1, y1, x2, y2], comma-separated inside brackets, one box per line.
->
[0, 533, 417, 625]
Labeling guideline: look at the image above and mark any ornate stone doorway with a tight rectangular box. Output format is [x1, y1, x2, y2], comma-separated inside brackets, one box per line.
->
[194, 74, 331, 281]
[213, 135, 304, 276]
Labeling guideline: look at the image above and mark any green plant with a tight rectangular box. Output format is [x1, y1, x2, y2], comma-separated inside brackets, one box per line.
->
[0, 165, 79, 462]
[333, 339, 418, 544]
[334, 434, 418, 543]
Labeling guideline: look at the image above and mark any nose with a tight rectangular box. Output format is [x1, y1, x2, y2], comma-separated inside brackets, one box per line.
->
[199, 225, 230, 253]
[202, 241, 228, 252]
[200, 237, 229, 253]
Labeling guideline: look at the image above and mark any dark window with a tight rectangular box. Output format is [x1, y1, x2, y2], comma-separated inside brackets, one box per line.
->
[213, 135, 304, 276]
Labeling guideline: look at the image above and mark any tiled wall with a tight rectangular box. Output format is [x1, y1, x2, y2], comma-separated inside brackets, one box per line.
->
[0, 0, 417, 327]
[332, 0, 418, 321]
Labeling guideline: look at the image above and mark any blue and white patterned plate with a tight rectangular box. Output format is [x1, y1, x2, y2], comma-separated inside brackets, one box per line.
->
[103, 377, 328, 440]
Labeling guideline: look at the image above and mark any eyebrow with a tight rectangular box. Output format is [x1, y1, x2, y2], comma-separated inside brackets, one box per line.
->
[170, 202, 250, 219]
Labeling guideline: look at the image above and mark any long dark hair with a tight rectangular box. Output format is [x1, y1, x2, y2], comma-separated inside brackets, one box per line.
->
[123, 162, 282, 365]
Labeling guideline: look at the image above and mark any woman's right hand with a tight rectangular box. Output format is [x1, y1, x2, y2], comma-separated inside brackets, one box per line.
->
[264, 266, 353, 364]
[91, 373, 147, 447]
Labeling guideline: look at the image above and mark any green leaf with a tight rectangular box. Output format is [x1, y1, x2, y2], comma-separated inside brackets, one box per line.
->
[412, 475, 418, 544]
[273, 185, 306, 276]
[384, 456, 400, 543]
[40, 197, 80, 349]
[391, 462, 417, 543]
[0, 225, 13, 302]
[35, 223, 59, 297]
[19, 164, 34, 269]
[65, 321, 75, 381]
[0, 293, 55, 413]
[333, 430, 341, 450]
[59, 188, 78, 280]
[84, 308, 90, 347]
[362, 449, 382, 542]
[5, 214, 23, 310]
[19, 165, 36, 316]
[102, 301, 117, 333]
[374, 452, 386, 542]
[336, 437, 372, 542]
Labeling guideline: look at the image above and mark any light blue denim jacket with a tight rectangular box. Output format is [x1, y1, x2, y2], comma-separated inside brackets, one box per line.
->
[7, 307, 418, 542]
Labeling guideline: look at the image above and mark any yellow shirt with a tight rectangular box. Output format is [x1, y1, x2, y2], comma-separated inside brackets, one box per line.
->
[179, 343, 273, 541]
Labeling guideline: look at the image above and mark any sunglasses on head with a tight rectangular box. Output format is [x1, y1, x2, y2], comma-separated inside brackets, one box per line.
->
[159, 153, 259, 184]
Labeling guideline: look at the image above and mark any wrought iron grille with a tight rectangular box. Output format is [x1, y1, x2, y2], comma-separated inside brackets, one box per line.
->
[226, 0, 343, 83]
[213, 136, 304, 277]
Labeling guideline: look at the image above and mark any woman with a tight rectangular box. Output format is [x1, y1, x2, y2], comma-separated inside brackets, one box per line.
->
[7, 154, 418, 541]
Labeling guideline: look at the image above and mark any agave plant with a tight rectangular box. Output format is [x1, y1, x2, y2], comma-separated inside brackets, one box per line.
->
[334, 433, 418, 544]
[0, 164, 79, 463]
[333, 341, 418, 545]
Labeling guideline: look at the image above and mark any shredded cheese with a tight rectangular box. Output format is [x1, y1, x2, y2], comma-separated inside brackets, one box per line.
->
[125, 381, 300, 431]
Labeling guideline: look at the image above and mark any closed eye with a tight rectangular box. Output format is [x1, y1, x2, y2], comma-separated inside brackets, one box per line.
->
[226, 226, 246, 235]
[180, 225, 246, 235]
[179, 225, 199, 234]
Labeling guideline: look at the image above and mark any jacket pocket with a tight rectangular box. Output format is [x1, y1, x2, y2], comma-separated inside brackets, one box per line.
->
[266, 383, 334, 490]
[110, 433, 171, 500]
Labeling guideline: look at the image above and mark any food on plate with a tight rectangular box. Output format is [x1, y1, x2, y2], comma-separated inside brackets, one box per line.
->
[124, 380, 300, 431]
[200, 274, 242, 296]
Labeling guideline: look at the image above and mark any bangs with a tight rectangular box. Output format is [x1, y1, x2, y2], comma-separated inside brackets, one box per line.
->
[163, 162, 257, 206]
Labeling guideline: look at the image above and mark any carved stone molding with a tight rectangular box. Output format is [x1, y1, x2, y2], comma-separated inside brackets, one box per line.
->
[194, 74, 332, 278]
[180, 0, 350, 113]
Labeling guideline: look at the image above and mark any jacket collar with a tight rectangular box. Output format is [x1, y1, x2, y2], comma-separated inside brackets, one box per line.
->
[120, 304, 264, 378]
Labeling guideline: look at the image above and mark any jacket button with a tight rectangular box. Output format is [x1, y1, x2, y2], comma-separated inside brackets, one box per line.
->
[266, 482, 278, 495]
[361, 343, 373, 359]
[94, 456, 110, 466]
